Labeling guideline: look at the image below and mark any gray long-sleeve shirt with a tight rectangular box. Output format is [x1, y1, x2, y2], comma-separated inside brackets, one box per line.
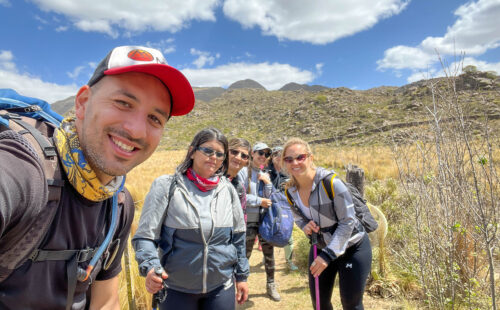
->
[287, 167, 364, 261]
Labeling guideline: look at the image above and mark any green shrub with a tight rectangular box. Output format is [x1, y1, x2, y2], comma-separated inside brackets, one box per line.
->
[314, 95, 327, 105]
[292, 226, 310, 271]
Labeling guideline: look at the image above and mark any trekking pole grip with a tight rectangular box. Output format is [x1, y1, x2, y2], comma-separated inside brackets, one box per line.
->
[152, 266, 164, 309]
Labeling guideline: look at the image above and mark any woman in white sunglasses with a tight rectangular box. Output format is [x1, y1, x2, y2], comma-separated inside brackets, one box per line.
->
[133, 128, 249, 310]
[282, 137, 371, 310]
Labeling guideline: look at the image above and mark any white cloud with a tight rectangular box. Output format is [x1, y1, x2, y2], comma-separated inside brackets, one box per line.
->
[315, 63, 324, 76]
[377, 46, 436, 70]
[66, 65, 86, 80]
[31, 0, 220, 36]
[421, 0, 500, 55]
[223, 0, 409, 44]
[190, 48, 220, 68]
[0, 50, 15, 71]
[378, 0, 500, 73]
[35, 15, 49, 24]
[0, 50, 77, 103]
[55, 26, 68, 32]
[163, 47, 176, 54]
[407, 68, 440, 83]
[460, 57, 500, 74]
[182, 62, 315, 89]
[0, 0, 11, 7]
[74, 19, 117, 37]
[145, 39, 176, 56]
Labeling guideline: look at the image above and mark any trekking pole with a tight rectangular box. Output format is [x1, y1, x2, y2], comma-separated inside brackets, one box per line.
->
[311, 232, 320, 310]
[152, 266, 167, 310]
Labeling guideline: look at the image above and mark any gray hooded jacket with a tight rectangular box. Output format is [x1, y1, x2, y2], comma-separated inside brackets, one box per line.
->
[132, 173, 249, 294]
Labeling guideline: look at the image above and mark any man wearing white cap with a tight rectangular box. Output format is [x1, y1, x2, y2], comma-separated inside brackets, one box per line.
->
[0, 46, 195, 309]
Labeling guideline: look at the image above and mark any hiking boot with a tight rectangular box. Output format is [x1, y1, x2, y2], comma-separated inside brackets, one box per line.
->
[266, 282, 281, 301]
[287, 262, 299, 271]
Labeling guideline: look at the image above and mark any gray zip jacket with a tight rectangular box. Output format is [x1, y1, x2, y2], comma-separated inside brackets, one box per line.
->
[286, 167, 365, 263]
[132, 173, 249, 294]
[237, 166, 272, 223]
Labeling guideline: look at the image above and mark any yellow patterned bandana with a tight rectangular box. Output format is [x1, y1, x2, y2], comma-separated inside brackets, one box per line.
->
[53, 117, 123, 202]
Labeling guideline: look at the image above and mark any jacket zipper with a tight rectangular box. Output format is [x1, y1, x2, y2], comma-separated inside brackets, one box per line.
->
[177, 178, 222, 294]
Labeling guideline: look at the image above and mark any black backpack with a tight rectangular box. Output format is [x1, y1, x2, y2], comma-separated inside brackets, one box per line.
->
[0, 89, 124, 309]
[285, 172, 378, 233]
[0, 89, 64, 282]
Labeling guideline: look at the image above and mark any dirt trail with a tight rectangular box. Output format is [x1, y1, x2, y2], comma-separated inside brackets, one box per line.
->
[237, 245, 404, 310]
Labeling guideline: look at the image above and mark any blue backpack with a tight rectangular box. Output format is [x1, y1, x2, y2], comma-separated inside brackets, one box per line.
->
[258, 191, 294, 247]
[0, 88, 63, 127]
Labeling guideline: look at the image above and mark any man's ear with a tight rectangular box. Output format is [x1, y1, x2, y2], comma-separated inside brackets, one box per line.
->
[75, 85, 91, 120]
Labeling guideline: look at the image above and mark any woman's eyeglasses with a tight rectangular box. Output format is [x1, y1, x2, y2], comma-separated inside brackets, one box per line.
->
[256, 150, 271, 158]
[229, 149, 250, 160]
[197, 146, 225, 160]
[283, 153, 309, 164]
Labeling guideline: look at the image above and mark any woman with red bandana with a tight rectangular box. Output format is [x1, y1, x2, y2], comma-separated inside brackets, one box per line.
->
[133, 128, 249, 310]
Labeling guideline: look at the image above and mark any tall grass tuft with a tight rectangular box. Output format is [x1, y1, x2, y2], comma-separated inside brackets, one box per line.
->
[119, 150, 185, 309]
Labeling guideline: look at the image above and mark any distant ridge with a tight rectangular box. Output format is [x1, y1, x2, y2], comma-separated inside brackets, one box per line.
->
[51, 96, 74, 115]
[228, 79, 266, 90]
[193, 87, 226, 102]
[279, 82, 329, 92]
[48, 72, 500, 128]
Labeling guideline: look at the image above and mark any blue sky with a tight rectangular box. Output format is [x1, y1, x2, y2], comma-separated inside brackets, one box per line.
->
[0, 0, 499, 103]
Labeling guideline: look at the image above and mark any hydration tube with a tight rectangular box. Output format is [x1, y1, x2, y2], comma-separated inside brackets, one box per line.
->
[77, 177, 126, 282]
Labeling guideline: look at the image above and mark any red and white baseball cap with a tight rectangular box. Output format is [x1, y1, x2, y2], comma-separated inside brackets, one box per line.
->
[88, 45, 195, 116]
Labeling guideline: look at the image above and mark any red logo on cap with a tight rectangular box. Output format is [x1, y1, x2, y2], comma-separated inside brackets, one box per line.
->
[127, 49, 154, 62]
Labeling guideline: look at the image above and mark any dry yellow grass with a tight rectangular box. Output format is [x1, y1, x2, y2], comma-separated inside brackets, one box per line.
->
[313, 144, 398, 181]
[119, 150, 185, 309]
[125, 150, 185, 209]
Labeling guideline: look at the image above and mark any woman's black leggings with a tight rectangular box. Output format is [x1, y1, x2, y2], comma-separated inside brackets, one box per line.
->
[308, 234, 372, 310]
[160, 283, 235, 310]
